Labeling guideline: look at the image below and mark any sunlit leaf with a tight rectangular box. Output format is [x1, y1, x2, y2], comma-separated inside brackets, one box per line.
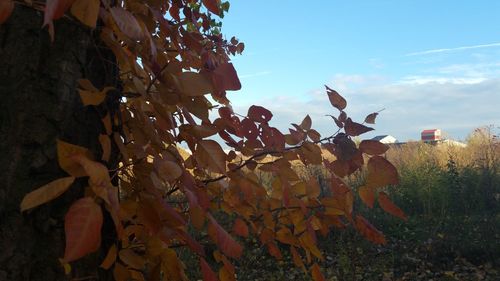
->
[63, 197, 103, 262]
[378, 191, 407, 220]
[195, 140, 226, 174]
[366, 156, 399, 188]
[57, 139, 93, 177]
[20, 177, 75, 211]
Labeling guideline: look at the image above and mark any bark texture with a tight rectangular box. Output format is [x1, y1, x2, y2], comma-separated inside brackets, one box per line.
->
[0, 6, 118, 281]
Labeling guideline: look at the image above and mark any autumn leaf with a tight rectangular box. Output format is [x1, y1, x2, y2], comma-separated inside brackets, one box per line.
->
[0, 0, 14, 24]
[119, 248, 145, 269]
[366, 156, 399, 188]
[310, 263, 326, 281]
[154, 158, 183, 182]
[57, 139, 93, 177]
[344, 118, 374, 136]
[63, 197, 103, 262]
[100, 245, 117, 269]
[70, 0, 99, 28]
[355, 215, 386, 244]
[300, 115, 312, 130]
[43, 0, 76, 40]
[325, 85, 346, 111]
[208, 214, 243, 258]
[200, 257, 218, 281]
[232, 218, 249, 237]
[110, 7, 144, 41]
[358, 185, 375, 208]
[378, 191, 407, 220]
[20, 177, 75, 211]
[364, 112, 379, 124]
[203, 0, 220, 15]
[178, 72, 214, 96]
[359, 140, 389, 155]
[247, 105, 272, 123]
[213, 63, 241, 92]
[195, 140, 227, 174]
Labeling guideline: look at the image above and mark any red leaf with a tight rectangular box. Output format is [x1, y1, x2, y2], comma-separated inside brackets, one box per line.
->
[232, 218, 249, 237]
[355, 215, 386, 244]
[378, 192, 407, 220]
[200, 257, 219, 281]
[43, 0, 75, 41]
[212, 63, 241, 92]
[325, 85, 346, 111]
[0, 0, 14, 24]
[358, 185, 375, 208]
[367, 156, 399, 188]
[300, 115, 312, 130]
[247, 105, 272, 123]
[202, 0, 220, 15]
[63, 197, 103, 262]
[344, 118, 373, 136]
[310, 263, 326, 281]
[208, 214, 243, 258]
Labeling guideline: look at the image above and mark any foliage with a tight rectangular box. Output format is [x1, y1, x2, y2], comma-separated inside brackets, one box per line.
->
[3, 0, 406, 280]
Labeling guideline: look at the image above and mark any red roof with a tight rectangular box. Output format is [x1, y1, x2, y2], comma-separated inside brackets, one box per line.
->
[422, 129, 439, 134]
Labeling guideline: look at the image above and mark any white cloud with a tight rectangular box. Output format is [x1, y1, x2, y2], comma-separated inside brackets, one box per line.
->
[233, 75, 500, 142]
[405, 42, 500, 56]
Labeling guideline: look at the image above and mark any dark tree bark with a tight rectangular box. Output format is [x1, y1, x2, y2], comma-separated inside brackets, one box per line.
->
[0, 5, 119, 281]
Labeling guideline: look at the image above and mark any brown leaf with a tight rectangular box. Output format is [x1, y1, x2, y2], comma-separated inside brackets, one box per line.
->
[208, 214, 243, 258]
[70, 0, 99, 28]
[110, 7, 144, 41]
[20, 177, 75, 211]
[154, 158, 183, 182]
[63, 197, 103, 262]
[364, 112, 379, 124]
[248, 105, 272, 123]
[177, 72, 214, 96]
[300, 115, 312, 130]
[359, 140, 389, 155]
[355, 215, 386, 244]
[344, 118, 373, 136]
[119, 248, 145, 269]
[195, 140, 226, 174]
[213, 62, 241, 91]
[0, 0, 14, 24]
[232, 218, 249, 237]
[200, 257, 218, 281]
[378, 192, 407, 220]
[366, 156, 399, 188]
[325, 85, 346, 111]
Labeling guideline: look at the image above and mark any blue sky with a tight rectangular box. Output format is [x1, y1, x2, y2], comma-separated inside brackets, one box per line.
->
[220, 0, 500, 141]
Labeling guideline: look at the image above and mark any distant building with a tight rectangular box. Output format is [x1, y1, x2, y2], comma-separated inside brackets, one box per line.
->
[421, 129, 441, 142]
[371, 135, 398, 144]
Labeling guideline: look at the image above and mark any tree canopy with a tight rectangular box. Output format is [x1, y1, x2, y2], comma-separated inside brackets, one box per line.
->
[1, 0, 406, 280]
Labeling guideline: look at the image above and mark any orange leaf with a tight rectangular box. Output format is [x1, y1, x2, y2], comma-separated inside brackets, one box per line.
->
[359, 140, 389, 155]
[358, 185, 375, 208]
[266, 242, 282, 260]
[364, 112, 379, 124]
[310, 263, 326, 281]
[378, 192, 407, 220]
[344, 118, 373, 136]
[119, 248, 145, 269]
[100, 244, 117, 269]
[63, 197, 103, 262]
[20, 177, 75, 211]
[290, 246, 305, 271]
[71, 154, 110, 188]
[355, 215, 386, 244]
[325, 85, 346, 111]
[0, 0, 14, 24]
[57, 139, 93, 177]
[366, 156, 399, 188]
[195, 140, 226, 174]
[232, 218, 249, 237]
[208, 214, 243, 258]
[200, 257, 218, 281]
[177, 72, 214, 96]
[202, 0, 220, 15]
[110, 7, 144, 40]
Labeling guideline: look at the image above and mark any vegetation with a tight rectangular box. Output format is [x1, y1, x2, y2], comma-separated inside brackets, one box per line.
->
[0, 1, 407, 281]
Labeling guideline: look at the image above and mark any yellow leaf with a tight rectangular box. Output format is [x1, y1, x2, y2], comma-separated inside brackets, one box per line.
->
[20, 177, 75, 211]
[57, 139, 93, 177]
[71, 0, 99, 27]
[100, 245, 117, 269]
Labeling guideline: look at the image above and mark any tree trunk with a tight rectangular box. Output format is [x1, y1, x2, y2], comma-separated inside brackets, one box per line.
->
[0, 5, 119, 281]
